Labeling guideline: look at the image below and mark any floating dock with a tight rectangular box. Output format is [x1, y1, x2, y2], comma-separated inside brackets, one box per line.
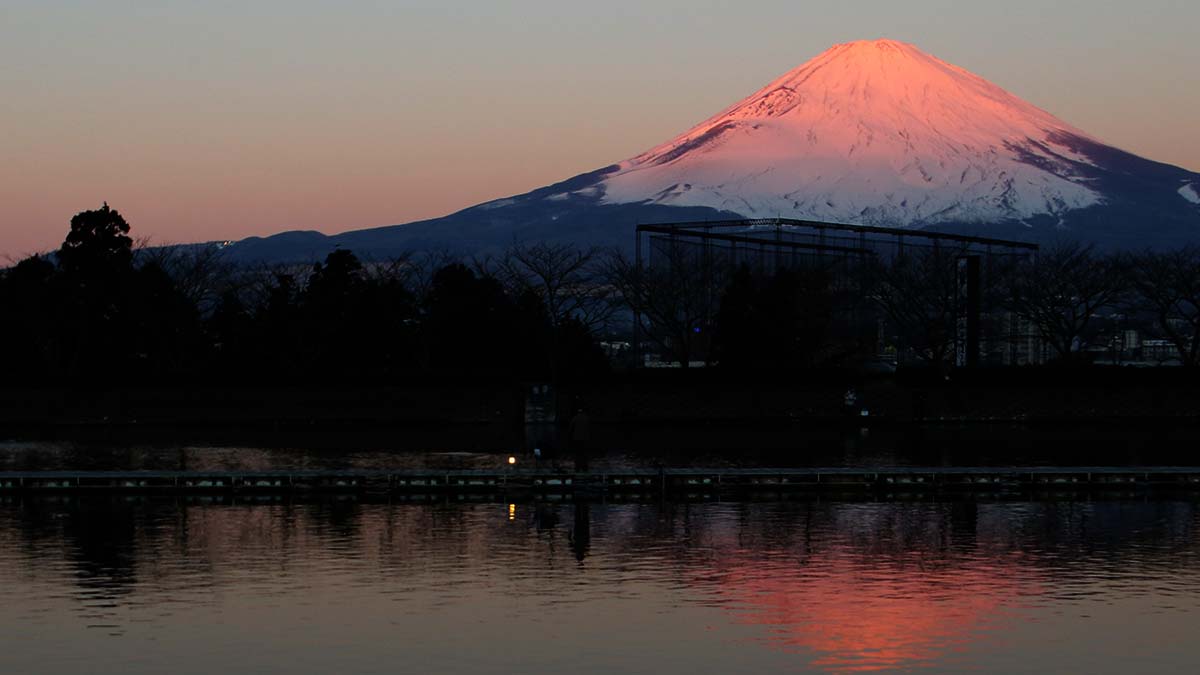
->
[2, 467, 1200, 494]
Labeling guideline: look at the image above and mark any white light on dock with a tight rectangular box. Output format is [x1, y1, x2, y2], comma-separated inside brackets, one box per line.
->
[508, 456, 517, 465]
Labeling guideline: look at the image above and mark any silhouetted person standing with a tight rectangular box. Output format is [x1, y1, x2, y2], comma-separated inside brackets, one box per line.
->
[568, 407, 591, 473]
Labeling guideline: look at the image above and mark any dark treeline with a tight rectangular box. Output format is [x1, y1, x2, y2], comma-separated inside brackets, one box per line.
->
[0, 205, 609, 385]
[5, 204, 1200, 388]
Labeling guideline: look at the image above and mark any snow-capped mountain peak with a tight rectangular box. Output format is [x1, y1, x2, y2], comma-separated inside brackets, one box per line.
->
[231, 40, 1200, 261]
[598, 39, 1106, 225]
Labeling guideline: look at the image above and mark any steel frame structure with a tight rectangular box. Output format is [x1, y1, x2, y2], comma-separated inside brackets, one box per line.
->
[631, 218, 1040, 367]
[635, 218, 1038, 267]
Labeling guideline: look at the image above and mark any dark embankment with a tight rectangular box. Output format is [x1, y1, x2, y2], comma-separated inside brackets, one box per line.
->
[3, 368, 1200, 462]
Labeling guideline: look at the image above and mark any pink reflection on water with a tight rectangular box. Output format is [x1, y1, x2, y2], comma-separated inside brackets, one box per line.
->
[707, 552, 1041, 672]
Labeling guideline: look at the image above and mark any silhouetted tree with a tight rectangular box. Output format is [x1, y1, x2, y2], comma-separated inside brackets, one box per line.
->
[308, 249, 363, 298]
[554, 316, 610, 378]
[714, 264, 837, 370]
[252, 272, 302, 377]
[1003, 243, 1127, 362]
[1131, 247, 1200, 366]
[356, 257, 423, 377]
[871, 247, 965, 365]
[140, 243, 237, 316]
[491, 242, 614, 381]
[0, 255, 59, 378]
[58, 203, 133, 278]
[52, 204, 141, 378]
[207, 289, 254, 368]
[494, 242, 615, 332]
[128, 261, 204, 378]
[299, 249, 423, 380]
[604, 241, 725, 367]
[424, 264, 531, 375]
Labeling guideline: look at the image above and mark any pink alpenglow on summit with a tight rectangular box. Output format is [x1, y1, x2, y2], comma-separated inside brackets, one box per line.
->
[598, 39, 1102, 226]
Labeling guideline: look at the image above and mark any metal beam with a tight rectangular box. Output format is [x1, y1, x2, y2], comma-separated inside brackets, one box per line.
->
[639, 225, 870, 255]
[637, 218, 1040, 251]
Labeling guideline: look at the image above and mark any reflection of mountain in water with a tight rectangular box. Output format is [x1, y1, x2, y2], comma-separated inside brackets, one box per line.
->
[0, 499, 1198, 672]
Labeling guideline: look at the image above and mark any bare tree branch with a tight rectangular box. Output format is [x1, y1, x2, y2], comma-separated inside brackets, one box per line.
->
[1003, 242, 1126, 361]
[494, 241, 616, 333]
[871, 246, 968, 365]
[1131, 247, 1200, 366]
[602, 240, 727, 367]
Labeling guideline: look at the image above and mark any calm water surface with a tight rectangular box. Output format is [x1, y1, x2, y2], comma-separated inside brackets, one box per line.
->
[1, 495, 1199, 673]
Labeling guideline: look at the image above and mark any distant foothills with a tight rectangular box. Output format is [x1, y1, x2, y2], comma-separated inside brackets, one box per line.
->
[224, 39, 1199, 263]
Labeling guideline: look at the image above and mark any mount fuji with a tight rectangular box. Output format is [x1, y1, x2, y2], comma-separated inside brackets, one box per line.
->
[231, 39, 1200, 261]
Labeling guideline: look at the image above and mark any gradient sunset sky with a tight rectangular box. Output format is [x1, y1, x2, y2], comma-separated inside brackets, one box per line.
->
[2, 0, 1197, 256]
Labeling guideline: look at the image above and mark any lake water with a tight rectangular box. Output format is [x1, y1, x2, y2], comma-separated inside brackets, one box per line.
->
[2, 495, 1199, 673]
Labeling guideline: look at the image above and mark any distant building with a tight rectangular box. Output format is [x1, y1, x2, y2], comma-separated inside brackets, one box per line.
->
[994, 313, 1050, 366]
[1123, 330, 1141, 352]
[1142, 339, 1183, 365]
[600, 341, 631, 359]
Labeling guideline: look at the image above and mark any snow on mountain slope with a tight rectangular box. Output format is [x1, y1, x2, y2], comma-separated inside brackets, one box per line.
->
[596, 39, 1104, 226]
[1182, 182, 1200, 205]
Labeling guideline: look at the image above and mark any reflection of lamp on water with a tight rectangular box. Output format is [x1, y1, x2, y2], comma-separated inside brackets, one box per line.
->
[504, 456, 517, 494]
[508, 503, 516, 521]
